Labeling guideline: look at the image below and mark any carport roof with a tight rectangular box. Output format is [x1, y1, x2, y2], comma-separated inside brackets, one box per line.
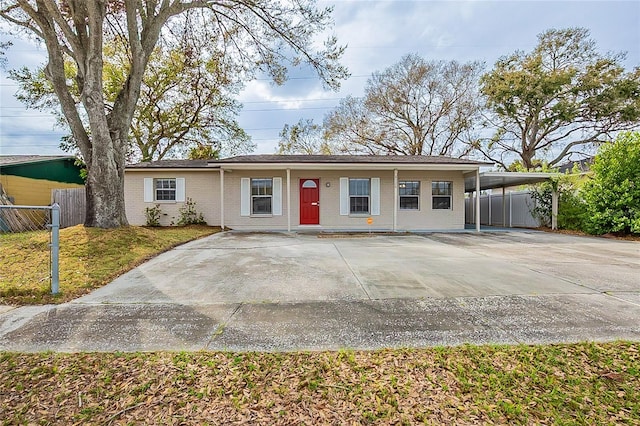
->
[464, 171, 559, 192]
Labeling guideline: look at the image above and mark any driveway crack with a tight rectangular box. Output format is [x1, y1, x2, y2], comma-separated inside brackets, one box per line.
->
[204, 303, 243, 349]
[333, 243, 372, 300]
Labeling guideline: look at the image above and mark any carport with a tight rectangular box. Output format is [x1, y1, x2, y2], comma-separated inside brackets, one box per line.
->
[464, 171, 559, 231]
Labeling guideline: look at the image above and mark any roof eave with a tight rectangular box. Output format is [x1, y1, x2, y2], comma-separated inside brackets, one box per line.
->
[126, 167, 216, 172]
[217, 162, 485, 171]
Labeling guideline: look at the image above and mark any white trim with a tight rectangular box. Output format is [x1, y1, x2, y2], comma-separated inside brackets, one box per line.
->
[393, 169, 398, 231]
[220, 169, 225, 229]
[286, 169, 291, 231]
[240, 178, 250, 216]
[273, 177, 282, 216]
[175, 178, 186, 202]
[339, 177, 349, 216]
[127, 168, 212, 172]
[371, 177, 380, 216]
[143, 178, 153, 202]
[218, 163, 483, 171]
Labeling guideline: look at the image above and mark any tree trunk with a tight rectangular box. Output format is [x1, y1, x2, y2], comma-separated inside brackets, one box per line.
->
[84, 135, 129, 228]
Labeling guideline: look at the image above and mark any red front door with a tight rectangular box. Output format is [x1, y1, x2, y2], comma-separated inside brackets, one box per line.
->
[300, 179, 320, 225]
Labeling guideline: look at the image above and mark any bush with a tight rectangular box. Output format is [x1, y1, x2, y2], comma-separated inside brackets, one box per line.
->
[177, 198, 206, 226]
[529, 176, 585, 230]
[581, 132, 640, 235]
[144, 204, 162, 227]
[557, 190, 587, 230]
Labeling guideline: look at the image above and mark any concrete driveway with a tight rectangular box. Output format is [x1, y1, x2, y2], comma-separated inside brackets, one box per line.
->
[1, 231, 638, 352]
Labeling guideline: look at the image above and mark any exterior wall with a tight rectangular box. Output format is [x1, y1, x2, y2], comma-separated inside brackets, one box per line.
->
[125, 168, 468, 230]
[0, 174, 83, 206]
[125, 171, 219, 226]
[224, 169, 467, 231]
[222, 171, 288, 230]
[394, 170, 466, 231]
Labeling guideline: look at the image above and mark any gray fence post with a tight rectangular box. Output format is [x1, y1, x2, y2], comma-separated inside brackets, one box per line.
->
[51, 203, 60, 295]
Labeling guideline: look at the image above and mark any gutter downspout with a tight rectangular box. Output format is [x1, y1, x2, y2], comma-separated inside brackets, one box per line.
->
[502, 187, 506, 227]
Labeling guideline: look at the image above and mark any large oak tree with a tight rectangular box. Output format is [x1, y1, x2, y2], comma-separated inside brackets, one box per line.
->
[324, 54, 485, 157]
[0, 1, 347, 228]
[480, 27, 640, 170]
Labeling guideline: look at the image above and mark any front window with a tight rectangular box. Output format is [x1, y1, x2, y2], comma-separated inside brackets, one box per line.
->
[155, 178, 176, 201]
[251, 178, 273, 214]
[399, 181, 420, 210]
[349, 178, 370, 214]
[432, 181, 452, 209]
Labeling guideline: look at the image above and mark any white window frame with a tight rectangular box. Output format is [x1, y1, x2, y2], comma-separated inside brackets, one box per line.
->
[399, 181, 420, 210]
[251, 178, 273, 215]
[340, 177, 380, 216]
[432, 181, 452, 210]
[240, 177, 282, 217]
[144, 177, 185, 202]
[349, 178, 370, 215]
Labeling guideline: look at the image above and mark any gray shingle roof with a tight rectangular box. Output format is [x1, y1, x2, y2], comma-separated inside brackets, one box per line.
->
[127, 159, 212, 168]
[216, 154, 491, 165]
[127, 155, 492, 169]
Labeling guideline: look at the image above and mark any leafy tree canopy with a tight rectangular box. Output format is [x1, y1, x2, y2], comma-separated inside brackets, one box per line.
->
[277, 118, 333, 155]
[10, 32, 253, 162]
[480, 27, 640, 170]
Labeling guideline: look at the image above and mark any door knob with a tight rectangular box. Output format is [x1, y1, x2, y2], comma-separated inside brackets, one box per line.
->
[311, 202, 319, 206]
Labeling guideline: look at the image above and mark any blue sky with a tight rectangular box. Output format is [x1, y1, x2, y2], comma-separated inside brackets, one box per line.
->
[1, 0, 639, 157]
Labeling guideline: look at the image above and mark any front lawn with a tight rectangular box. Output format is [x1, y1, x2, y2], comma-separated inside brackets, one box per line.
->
[0, 225, 218, 305]
[1, 341, 638, 424]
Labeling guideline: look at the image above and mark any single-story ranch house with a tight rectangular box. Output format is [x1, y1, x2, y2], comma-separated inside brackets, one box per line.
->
[125, 155, 492, 232]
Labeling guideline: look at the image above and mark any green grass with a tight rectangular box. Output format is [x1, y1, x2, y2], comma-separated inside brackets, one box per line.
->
[0, 225, 218, 305]
[0, 342, 638, 424]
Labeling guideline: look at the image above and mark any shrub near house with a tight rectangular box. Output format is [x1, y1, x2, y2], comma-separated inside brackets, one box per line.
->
[581, 132, 640, 235]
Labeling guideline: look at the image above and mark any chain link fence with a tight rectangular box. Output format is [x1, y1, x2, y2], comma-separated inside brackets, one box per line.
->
[0, 205, 60, 295]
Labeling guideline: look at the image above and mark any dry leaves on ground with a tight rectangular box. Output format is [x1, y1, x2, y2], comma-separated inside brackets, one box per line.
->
[1, 341, 638, 425]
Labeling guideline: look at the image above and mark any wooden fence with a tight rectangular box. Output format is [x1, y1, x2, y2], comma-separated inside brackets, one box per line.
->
[51, 187, 86, 228]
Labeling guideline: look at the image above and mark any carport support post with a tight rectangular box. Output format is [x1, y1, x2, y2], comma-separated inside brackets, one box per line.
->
[475, 169, 481, 232]
[286, 168, 291, 232]
[220, 169, 224, 229]
[502, 187, 506, 227]
[393, 168, 398, 232]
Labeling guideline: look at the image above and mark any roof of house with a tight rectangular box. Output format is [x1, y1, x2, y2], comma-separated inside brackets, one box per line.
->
[126, 159, 212, 169]
[0, 155, 76, 167]
[127, 155, 491, 169]
[216, 154, 491, 165]
[557, 156, 594, 174]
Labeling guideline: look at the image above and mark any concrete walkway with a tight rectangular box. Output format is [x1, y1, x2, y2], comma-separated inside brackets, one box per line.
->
[0, 231, 638, 352]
